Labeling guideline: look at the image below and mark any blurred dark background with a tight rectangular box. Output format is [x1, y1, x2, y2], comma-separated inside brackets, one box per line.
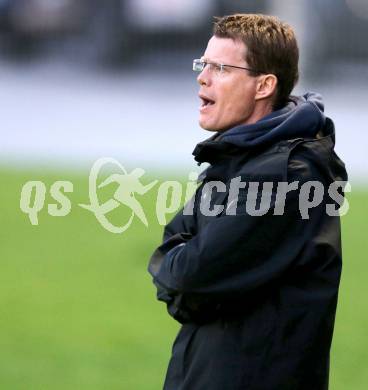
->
[0, 0, 367, 178]
[1, 0, 367, 70]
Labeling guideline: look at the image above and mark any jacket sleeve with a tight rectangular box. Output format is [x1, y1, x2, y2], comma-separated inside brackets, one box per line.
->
[161, 199, 198, 242]
[151, 191, 201, 322]
[148, 150, 336, 323]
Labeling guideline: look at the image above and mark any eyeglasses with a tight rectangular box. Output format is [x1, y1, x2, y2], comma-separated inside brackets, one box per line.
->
[193, 58, 263, 75]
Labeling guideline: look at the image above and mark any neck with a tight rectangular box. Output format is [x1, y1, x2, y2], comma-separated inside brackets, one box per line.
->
[243, 100, 274, 126]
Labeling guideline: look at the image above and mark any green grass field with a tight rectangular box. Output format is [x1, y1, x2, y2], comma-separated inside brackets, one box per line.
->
[0, 166, 367, 389]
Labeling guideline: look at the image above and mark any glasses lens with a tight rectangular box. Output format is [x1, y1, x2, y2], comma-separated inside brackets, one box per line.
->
[193, 59, 203, 72]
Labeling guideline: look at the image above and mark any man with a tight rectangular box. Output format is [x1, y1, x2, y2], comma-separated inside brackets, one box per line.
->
[148, 14, 347, 390]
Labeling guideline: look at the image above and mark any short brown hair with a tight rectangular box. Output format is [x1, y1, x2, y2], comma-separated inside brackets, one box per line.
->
[213, 14, 299, 109]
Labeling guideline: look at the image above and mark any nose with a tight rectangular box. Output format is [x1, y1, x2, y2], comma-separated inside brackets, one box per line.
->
[197, 65, 211, 86]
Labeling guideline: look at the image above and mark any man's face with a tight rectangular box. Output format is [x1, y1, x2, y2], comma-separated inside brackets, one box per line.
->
[197, 36, 259, 132]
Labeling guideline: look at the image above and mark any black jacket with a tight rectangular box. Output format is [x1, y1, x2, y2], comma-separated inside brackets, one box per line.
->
[148, 94, 348, 390]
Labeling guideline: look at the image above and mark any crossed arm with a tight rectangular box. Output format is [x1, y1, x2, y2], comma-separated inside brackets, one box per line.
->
[148, 154, 329, 323]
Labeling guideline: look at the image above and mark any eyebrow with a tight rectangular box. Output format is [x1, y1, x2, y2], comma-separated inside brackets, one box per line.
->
[201, 57, 223, 65]
[201, 57, 240, 65]
[201, 57, 216, 62]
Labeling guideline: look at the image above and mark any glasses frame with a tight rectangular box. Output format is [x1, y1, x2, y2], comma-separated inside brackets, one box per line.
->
[193, 58, 263, 75]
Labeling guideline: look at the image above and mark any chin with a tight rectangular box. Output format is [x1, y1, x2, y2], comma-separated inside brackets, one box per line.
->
[199, 120, 214, 132]
[199, 120, 226, 132]
[201, 126, 217, 132]
[200, 124, 233, 134]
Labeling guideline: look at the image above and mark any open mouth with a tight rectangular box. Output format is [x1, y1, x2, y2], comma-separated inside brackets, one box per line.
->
[200, 96, 215, 107]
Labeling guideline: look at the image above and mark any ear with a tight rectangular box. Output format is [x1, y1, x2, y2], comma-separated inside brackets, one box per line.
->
[255, 74, 278, 101]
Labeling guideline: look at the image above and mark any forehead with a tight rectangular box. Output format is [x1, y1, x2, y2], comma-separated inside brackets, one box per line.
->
[202, 36, 247, 64]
